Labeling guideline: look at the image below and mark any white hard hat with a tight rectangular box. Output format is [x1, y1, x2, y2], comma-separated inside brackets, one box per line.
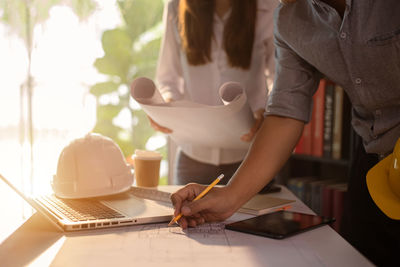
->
[52, 133, 133, 199]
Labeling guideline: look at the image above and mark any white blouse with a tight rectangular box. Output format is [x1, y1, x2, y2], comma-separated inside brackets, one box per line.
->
[156, 0, 278, 165]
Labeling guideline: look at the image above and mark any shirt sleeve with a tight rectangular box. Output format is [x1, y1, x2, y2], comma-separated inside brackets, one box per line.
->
[265, 32, 321, 123]
[155, 0, 184, 101]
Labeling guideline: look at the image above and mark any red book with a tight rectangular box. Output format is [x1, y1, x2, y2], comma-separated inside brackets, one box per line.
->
[321, 184, 334, 218]
[331, 184, 347, 233]
[302, 120, 313, 155]
[312, 79, 326, 157]
[294, 133, 305, 154]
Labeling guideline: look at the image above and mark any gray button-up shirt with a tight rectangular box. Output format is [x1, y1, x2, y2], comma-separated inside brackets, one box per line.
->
[266, 0, 400, 155]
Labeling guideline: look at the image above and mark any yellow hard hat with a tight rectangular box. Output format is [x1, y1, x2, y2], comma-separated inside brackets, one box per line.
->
[367, 137, 400, 219]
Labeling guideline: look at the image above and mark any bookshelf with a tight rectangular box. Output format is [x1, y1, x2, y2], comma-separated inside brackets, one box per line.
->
[275, 79, 354, 234]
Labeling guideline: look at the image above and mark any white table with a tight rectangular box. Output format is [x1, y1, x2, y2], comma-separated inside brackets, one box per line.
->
[0, 185, 373, 267]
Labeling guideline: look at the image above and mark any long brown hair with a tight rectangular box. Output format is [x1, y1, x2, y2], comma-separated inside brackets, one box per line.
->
[178, 0, 257, 69]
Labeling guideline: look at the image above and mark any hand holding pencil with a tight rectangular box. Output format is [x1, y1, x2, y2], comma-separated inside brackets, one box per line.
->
[168, 174, 224, 226]
[169, 174, 239, 229]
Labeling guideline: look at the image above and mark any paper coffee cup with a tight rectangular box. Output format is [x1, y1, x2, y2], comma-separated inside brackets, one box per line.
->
[133, 150, 162, 187]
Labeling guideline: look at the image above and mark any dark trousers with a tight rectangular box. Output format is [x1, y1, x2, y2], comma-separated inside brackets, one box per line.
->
[174, 149, 242, 185]
[174, 149, 278, 192]
[341, 135, 400, 266]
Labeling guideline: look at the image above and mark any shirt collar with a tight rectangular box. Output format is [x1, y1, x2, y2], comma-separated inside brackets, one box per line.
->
[214, 8, 232, 23]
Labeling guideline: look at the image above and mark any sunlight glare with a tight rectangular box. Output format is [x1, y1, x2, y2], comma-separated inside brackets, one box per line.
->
[0, 0, 123, 198]
[146, 134, 167, 151]
[113, 107, 132, 129]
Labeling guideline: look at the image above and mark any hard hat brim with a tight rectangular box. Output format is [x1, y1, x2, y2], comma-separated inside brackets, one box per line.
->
[366, 154, 400, 220]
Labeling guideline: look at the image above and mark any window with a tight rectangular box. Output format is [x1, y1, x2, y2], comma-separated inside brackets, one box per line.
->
[0, 0, 167, 222]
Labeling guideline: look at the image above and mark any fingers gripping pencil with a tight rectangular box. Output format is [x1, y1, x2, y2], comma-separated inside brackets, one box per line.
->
[168, 174, 224, 226]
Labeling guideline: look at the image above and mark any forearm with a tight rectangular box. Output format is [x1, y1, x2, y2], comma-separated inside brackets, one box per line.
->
[227, 115, 304, 209]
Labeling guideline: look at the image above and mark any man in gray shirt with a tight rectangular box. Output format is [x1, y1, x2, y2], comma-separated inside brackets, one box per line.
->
[170, 0, 400, 265]
[270, 0, 400, 156]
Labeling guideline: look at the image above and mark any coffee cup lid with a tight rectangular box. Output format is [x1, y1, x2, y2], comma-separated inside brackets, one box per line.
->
[134, 149, 162, 160]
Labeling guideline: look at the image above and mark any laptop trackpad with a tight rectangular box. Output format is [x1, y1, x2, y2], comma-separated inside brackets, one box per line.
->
[101, 194, 172, 217]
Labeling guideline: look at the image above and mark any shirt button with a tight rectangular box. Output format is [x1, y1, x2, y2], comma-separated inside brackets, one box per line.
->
[375, 109, 382, 116]
[340, 32, 347, 39]
[355, 78, 362, 85]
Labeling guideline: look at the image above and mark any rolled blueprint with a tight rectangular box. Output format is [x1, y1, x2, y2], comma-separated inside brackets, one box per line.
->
[130, 77, 254, 150]
[130, 77, 165, 105]
[219, 82, 244, 105]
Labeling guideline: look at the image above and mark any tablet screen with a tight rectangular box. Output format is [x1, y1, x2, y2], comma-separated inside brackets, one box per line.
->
[225, 210, 335, 239]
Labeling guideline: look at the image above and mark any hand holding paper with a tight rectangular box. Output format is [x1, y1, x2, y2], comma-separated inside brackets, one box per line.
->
[147, 115, 173, 134]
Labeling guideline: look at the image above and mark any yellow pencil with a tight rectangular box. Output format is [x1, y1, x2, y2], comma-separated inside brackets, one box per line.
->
[168, 174, 224, 226]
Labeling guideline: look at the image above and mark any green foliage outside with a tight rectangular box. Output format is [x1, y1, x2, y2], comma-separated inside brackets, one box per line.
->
[89, 0, 168, 184]
[0, 0, 167, 184]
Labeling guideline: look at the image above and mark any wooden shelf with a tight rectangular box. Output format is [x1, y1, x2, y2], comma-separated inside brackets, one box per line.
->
[290, 154, 349, 166]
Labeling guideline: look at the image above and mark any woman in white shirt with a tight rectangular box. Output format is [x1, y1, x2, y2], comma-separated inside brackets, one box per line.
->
[151, 0, 277, 185]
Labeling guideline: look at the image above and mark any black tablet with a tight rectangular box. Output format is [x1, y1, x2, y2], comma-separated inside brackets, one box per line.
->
[225, 210, 335, 239]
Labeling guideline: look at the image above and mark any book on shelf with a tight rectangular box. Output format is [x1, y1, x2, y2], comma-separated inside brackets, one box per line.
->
[302, 120, 313, 155]
[286, 176, 317, 205]
[323, 81, 335, 158]
[309, 179, 326, 215]
[321, 182, 347, 232]
[311, 79, 326, 157]
[309, 178, 335, 215]
[293, 80, 351, 161]
[294, 134, 305, 154]
[340, 93, 352, 160]
[331, 183, 347, 233]
[304, 177, 318, 208]
[332, 84, 352, 160]
[332, 85, 344, 159]
[286, 177, 347, 233]
[322, 183, 335, 218]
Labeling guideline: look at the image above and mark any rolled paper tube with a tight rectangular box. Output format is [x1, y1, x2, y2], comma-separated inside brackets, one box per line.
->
[130, 77, 165, 104]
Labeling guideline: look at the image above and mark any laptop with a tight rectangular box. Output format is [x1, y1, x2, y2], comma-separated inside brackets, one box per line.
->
[0, 173, 173, 231]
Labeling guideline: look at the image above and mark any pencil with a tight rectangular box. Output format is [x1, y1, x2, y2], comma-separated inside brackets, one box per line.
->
[168, 174, 224, 226]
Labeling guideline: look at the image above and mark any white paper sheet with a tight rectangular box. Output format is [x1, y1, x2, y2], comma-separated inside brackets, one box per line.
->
[130, 77, 255, 149]
[50, 223, 326, 267]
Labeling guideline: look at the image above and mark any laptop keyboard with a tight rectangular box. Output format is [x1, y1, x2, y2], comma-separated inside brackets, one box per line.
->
[42, 195, 125, 222]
